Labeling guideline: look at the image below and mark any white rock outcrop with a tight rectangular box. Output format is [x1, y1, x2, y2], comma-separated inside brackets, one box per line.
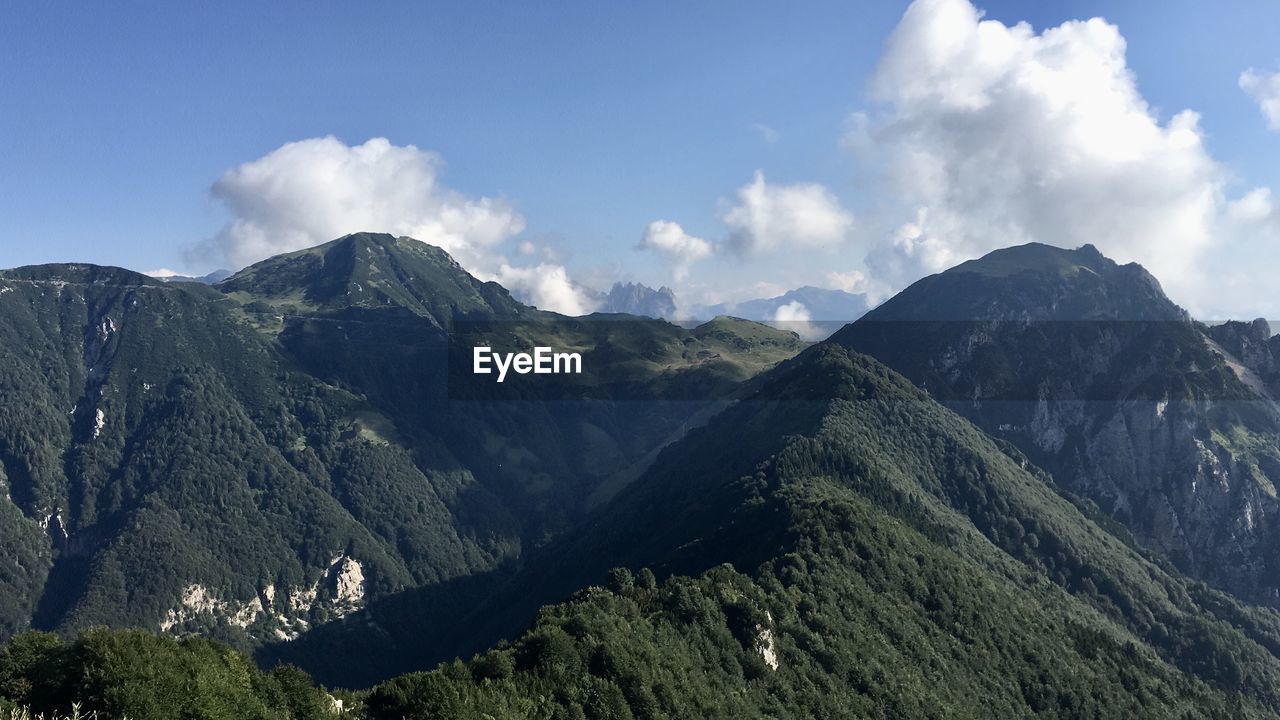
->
[158, 553, 368, 640]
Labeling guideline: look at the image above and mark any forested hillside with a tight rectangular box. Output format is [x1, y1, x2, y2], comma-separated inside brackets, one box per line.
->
[0, 233, 803, 650]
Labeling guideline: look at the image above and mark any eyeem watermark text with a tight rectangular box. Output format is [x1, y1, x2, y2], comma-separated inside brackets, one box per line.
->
[473, 346, 583, 383]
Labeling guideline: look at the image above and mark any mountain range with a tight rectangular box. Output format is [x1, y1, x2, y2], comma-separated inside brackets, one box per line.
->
[694, 285, 873, 324]
[589, 281, 872, 340]
[6, 235, 1280, 718]
[147, 269, 234, 284]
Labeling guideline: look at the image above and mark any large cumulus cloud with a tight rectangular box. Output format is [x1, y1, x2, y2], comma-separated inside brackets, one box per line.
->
[201, 136, 525, 270]
[197, 136, 598, 315]
[851, 0, 1280, 317]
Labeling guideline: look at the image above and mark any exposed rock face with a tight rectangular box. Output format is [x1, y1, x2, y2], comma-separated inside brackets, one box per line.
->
[1208, 319, 1280, 396]
[326, 554, 366, 619]
[835, 243, 1280, 606]
[600, 282, 678, 320]
[158, 553, 368, 641]
[756, 612, 779, 671]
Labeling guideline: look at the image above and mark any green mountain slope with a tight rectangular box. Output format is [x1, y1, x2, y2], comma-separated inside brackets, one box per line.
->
[219, 232, 527, 324]
[0, 261, 514, 644]
[832, 242, 1280, 608]
[9, 251, 1280, 717]
[0, 234, 803, 650]
[281, 343, 1280, 715]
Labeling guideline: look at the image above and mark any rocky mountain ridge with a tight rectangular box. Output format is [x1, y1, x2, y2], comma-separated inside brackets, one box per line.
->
[834, 242, 1280, 607]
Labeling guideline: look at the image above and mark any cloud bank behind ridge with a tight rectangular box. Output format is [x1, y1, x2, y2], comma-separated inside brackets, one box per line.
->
[195, 136, 598, 315]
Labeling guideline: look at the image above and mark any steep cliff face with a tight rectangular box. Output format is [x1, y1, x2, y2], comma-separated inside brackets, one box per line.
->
[834, 243, 1280, 606]
[1208, 319, 1280, 396]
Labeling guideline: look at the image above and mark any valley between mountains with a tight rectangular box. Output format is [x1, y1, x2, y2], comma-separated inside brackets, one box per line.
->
[5, 233, 1280, 718]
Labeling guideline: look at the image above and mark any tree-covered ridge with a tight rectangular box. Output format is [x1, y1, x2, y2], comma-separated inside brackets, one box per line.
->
[0, 629, 343, 720]
[0, 235, 804, 655]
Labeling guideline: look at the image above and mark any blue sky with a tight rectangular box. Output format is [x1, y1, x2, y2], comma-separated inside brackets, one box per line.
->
[2, 1, 1279, 317]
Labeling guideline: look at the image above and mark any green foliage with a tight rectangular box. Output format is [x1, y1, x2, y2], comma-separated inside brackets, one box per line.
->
[0, 628, 334, 719]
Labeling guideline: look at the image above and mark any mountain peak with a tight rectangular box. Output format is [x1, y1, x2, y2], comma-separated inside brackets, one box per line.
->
[948, 242, 1112, 279]
[856, 242, 1185, 322]
[219, 232, 524, 322]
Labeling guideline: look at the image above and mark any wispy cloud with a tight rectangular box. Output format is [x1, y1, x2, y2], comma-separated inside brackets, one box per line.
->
[749, 123, 780, 143]
[1240, 68, 1280, 131]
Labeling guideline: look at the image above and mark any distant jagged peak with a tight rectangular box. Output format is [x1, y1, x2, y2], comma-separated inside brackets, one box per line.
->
[609, 280, 677, 297]
[600, 281, 678, 320]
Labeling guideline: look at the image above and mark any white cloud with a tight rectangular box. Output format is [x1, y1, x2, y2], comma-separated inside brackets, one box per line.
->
[750, 123, 781, 143]
[851, 0, 1280, 317]
[638, 220, 713, 280]
[770, 301, 824, 340]
[193, 136, 614, 316]
[824, 269, 867, 293]
[772, 300, 810, 323]
[1213, 187, 1280, 315]
[723, 171, 855, 256]
[823, 268, 892, 304]
[1240, 68, 1280, 131]
[199, 136, 525, 270]
[486, 263, 600, 316]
